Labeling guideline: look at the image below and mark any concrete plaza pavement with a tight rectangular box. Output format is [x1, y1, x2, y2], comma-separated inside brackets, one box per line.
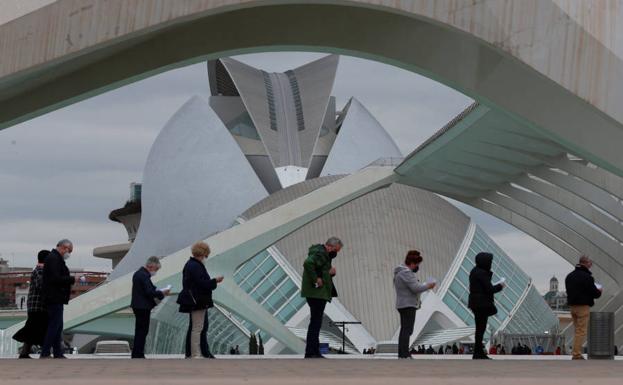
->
[1, 356, 622, 385]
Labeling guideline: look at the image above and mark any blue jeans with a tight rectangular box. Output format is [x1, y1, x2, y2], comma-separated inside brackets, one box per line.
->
[41, 304, 64, 357]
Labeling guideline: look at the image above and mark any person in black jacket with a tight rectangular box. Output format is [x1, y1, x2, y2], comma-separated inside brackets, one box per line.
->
[130, 256, 169, 358]
[40, 239, 75, 359]
[13, 250, 50, 358]
[468, 252, 504, 360]
[565, 255, 602, 360]
[177, 241, 223, 359]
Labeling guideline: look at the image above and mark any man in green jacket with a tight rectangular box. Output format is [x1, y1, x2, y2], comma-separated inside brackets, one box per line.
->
[301, 237, 343, 358]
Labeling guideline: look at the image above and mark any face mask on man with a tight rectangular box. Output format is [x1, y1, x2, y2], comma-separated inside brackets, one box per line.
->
[150, 271, 157, 277]
[63, 252, 71, 260]
[328, 251, 337, 259]
[411, 266, 419, 273]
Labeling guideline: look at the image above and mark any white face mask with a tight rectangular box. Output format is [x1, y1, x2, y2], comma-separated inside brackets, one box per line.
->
[63, 252, 71, 260]
[149, 271, 157, 277]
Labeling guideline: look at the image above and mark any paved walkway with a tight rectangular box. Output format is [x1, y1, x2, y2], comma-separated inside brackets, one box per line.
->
[1, 357, 622, 385]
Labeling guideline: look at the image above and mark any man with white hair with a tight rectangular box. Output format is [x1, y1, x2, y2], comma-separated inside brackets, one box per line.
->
[40, 239, 75, 359]
[131, 256, 170, 359]
[300, 236, 343, 358]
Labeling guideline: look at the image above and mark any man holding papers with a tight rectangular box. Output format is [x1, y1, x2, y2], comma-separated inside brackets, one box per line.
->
[393, 250, 436, 359]
[131, 256, 170, 359]
[565, 255, 602, 360]
[468, 252, 505, 360]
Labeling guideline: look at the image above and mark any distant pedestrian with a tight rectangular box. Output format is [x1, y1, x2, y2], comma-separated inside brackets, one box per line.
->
[40, 239, 75, 359]
[301, 237, 342, 358]
[555, 346, 561, 355]
[13, 250, 50, 358]
[467, 252, 504, 360]
[565, 255, 602, 360]
[235, 345, 240, 355]
[426, 345, 434, 354]
[393, 250, 436, 359]
[452, 343, 459, 355]
[488, 344, 497, 355]
[437, 346, 444, 355]
[177, 241, 224, 359]
[131, 256, 169, 358]
[229, 346, 235, 355]
[499, 345, 506, 355]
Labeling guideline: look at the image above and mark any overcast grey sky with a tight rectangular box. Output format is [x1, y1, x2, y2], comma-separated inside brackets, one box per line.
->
[0, 52, 570, 292]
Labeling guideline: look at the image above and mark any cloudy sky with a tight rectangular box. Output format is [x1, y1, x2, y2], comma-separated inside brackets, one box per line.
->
[0, 52, 570, 292]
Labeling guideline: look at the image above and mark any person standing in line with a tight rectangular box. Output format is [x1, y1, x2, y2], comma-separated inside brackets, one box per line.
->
[40, 239, 75, 359]
[393, 250, 435, 359]
[13, 250, 50, 358]
[301, 237, 343, 358]
[467, 252, 504, 360]
[177, 241, 223, 359]
[130, 256, 170, 358]
[565, 255, 602, 360]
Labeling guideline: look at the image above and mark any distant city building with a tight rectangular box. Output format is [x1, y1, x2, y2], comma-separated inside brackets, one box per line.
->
[93, 55, 558, 354]
[543, 276, 569, 311]
[0, 259, 108, 310]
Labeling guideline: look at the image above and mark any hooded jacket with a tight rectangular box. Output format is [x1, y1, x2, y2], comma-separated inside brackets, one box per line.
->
[300, 244, 335, 302]
[393, 264, 429, 310]
[468, 252, 503, 315]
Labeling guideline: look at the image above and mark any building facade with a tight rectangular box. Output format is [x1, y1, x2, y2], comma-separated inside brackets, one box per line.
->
[93, 55, 558, 354]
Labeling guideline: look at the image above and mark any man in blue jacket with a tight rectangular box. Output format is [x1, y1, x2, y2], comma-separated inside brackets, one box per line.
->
[131, 256, 169, 358]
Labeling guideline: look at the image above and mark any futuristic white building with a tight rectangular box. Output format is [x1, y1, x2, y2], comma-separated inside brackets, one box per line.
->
[88, 56, 557, 354]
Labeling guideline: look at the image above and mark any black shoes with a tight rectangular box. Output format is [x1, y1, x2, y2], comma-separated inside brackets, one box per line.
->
[204, 353, 216, 359]
[18, 354, 31, 359]
[304, 354, 326, 359]
[472, 354, 491, 360]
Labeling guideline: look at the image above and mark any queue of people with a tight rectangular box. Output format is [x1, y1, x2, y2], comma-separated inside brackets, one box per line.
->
[11, 236, 609, 361]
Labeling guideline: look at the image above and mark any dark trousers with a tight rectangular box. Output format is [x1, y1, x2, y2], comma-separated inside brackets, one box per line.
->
[305, 298, 327, 357]
[398, 307, 416, 358]
[473, 311, 489, 356]
[185, 310, 211, 357]
[132, 308, 151, 358]
[41, 304, 64, 357]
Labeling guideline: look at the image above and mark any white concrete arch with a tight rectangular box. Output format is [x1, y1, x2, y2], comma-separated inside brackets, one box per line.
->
[514, 173, 623, 242]
[496, 184, 622, 264]
[1, 1, 623, 177]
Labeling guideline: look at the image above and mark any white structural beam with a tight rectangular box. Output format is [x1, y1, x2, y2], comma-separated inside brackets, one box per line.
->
[496, 185, 623, 264]
[514, 174, 623, 242]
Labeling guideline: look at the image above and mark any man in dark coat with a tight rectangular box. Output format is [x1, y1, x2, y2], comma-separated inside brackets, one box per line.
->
[131, 256, 169, 358]
[565, 255, 602, 360]
[40, 239, 75, 359]
[468, 252, 504, 360]
[300, 237, 342, 358]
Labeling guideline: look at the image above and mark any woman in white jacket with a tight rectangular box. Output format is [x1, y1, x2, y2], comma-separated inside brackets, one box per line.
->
[393, 250, 436, 359]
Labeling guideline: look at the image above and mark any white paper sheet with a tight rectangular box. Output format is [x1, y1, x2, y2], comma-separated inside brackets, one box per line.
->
[493, 277, 506, 286]
[426, 277, 437, 285]
[158, 284, 172, 292]
[595, 283, 603, 290]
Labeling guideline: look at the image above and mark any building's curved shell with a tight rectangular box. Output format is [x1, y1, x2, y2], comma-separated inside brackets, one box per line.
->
[241, 176, 470, 341]
[109, 96, 268, 279]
